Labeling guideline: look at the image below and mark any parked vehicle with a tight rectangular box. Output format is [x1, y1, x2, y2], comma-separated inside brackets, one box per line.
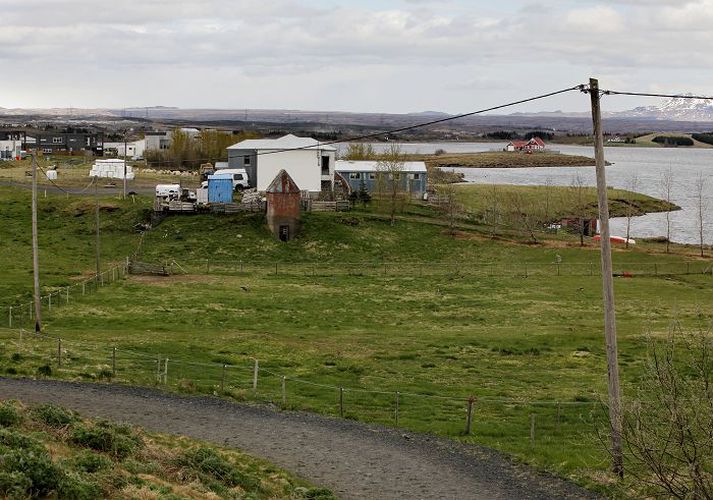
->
[210, 169, 250, 191]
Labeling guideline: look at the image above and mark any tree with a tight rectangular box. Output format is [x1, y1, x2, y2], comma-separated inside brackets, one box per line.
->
[167, 129, 193, 169]
[376, 145, 406, 226]
[659, 167, 675, 253]
[624, 173, 639, 249]
[357, 180, 371, 208]
[342, 143, 377, 160]
[437, 183, 460, 236]
[570, 173, 588, 247]
[618, 325, 713, 499]
[695, 171, 708, 257]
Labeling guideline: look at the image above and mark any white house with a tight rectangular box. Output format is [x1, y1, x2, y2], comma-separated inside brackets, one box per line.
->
[226, 134, 337, 193]
[103, 139, 146, 160]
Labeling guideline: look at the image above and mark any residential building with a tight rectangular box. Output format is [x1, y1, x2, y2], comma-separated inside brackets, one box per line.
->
[103, 139, 146, 160]
[26, 130, 103, 155]
[0, 131, 25, 160]
[227, 134, 336, 193]
[335, 160, 428, 196]
[504, 137, 546, 152]
[144, 131, 171, 151]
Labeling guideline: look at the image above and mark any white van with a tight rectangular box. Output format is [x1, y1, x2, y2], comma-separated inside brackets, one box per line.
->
[212, 168, 250, 191]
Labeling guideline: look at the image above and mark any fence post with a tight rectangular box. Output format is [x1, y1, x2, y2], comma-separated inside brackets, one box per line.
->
[48, 294, 52, 311]
[156, 356, 161, 382]
[163, 358, 169, 384]
[207, 262, 210, 274]
[112, 267, 116, 282]
[221, 364, 226, 392]
[252, 359, 259, 390]
[112, 347, 116, 377]
[556, 263, 560, 276]
[275, 262, 278, 275]
[8, 307, 11, 328]
[465, 396, 475, 435]
[530, 413, 536, 445]
[395, 391, 400, 426]
[339, 387, 344, 418]
[66, 287, 70, 304]
[281, 376, 286, 405]
[57, 338, 62, 367]
[240, 260, 243, 273]
[29, 302, 33, 320]
[654, 263, 658, 275]
[82, 282, 86, 295]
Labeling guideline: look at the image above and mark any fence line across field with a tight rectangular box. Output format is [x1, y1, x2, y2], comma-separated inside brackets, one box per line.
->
[2, 326, 602, 443]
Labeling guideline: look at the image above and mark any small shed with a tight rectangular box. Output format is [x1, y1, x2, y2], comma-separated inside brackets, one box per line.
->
[266, 169, 301, 242]
[207, 174, 233, 203]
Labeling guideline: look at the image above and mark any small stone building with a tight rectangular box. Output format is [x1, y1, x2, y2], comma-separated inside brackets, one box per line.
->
[266, 169, 301, 242]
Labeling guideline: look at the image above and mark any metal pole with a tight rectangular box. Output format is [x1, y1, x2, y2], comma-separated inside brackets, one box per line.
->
[31, 153, 42, 332]
[221, 364, 226, 392]
[589, 77, 623, 477]
[281, 376, 286, 405]
[57, 338, 62, 367]
[339, 387, 344, 418]
[123, 136, 127, 200]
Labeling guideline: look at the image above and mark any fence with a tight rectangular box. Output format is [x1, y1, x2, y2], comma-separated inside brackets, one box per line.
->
[0, 326, 603, 449]
[5, 260, 129, 329]
[189, 259, 713, 279]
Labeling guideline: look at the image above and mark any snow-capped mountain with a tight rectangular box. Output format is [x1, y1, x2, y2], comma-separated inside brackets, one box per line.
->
[617, 94, 713, 122]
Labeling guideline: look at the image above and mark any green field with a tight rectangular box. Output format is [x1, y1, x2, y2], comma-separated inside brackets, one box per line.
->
[1, 185, 711, 495]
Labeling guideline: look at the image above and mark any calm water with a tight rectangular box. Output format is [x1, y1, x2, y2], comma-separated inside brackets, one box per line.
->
[352, 142, 713, 245]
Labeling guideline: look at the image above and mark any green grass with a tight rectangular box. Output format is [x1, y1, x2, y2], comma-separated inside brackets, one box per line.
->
[1, 185, 711, 494]
[412, 151, 600, 169]
[0, 400, 332, 499]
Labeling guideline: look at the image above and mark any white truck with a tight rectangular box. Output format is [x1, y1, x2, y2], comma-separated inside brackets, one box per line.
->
[211, 168, 250, 191]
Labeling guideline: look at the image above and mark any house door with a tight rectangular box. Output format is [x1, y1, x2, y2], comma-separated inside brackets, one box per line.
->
[279, 225, 289, 242]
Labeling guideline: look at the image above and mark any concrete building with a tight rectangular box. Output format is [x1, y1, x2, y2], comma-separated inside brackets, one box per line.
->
[266, 169, 301, 242]
[227, 134, 336, 194]
[335, 160, 428, 197]
[144, 131, 171, 151]
[103, 139, 146, 160]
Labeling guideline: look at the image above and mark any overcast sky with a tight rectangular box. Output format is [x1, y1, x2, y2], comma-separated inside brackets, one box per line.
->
[1, 0, 712, 114]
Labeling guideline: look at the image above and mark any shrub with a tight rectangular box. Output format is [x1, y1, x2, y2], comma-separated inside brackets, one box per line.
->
[652, 135, 694, 146]
[57, 472, 102, 500]
[178, 447, 259, 491]
[0, 448, 62, 496]
[71, 451, 111, 473]
[0, 429, 43, 452]
[9, 353, 21, 363]
[36, 364, 52, 377]
[0, 471, 32, 499]
[692, 133, 713, 145]
[0, 403, 21, 427]
[31, 404, 77, 428]
[71, 421, 143, 459]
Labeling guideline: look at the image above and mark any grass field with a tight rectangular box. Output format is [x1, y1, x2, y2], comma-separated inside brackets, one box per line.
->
[412, 151, 602, 169]
[0, 400, 332, 498]
[1, 185, 711, 495]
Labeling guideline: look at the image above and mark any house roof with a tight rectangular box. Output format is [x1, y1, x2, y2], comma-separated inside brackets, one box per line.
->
[508, 140, 529, 148]
[528, 137, 546, 146]
[228, 134, 337, 152]
[335, 160, 427, 173]
[266, 169, 301, 193]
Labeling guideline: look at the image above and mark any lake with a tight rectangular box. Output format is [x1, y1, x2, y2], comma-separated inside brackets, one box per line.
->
[352, 142, 713, 245]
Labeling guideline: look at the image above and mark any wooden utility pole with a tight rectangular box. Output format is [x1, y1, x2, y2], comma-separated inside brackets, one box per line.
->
[94, 176, 101, 283]
[589, 78, 624, 477]
[31, 152, 42, 332]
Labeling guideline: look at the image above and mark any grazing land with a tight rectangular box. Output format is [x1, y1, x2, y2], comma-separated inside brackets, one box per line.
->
[1, 185, 711, 495]
[412, 151, 603, 169]
[0, 399, 331, 499]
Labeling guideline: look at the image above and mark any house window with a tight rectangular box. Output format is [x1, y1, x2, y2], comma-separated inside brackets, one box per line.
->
[43, 148, 52, 153]
[321, 155, 330, 175]
[52, 137, 62, 144]
[410, 173, 421, 180]
[369, 173, 376, 180]
[349, 172, 361, 180]
[243, 156, 250, 166]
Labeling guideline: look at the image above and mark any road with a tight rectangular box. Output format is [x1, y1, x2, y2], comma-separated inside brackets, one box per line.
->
[0, 378, 596, 499]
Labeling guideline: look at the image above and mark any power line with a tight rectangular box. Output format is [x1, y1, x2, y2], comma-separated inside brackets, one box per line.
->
[600, 89, 713, 100]
[256, 84, 587, 156]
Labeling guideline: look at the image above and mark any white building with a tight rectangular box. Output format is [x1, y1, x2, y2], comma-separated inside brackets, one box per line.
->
[226, 134, 337, 193]
[0, 138, 22, 160]
[89, 159, 135, 180]
[103, 139, 146, 160]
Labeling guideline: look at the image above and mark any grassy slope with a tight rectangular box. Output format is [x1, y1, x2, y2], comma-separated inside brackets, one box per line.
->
[1, 186, 710, 493]
[632, 133, 713, 148]
[412, 151, 599, 169]
[0, 400, 332, 499]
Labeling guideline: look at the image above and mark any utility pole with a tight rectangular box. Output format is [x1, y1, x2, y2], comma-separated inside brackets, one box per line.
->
[94, 176, 101, 283]
[123, 135, 128, 200]
[589, 78, 623, 477]
[31, 152, 42, 332]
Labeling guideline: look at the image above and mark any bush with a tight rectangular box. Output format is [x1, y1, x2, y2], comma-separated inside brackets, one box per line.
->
[0, 471, 32, 499]
[692, 132, 713, 145]
[31, 404, 77, 428]
[36, 364, 52, 377]
[0, 448, 62, 496]
[9, 353, 21, 363]
[71, 451, 111, 473]
[0, 403, 21, 427]
[57, 472, 102, 500]
[652, 135, 694, 146]
[0, 429, 43, 452]
[71, 421, 143, 459]
[177, 447, 260, 491]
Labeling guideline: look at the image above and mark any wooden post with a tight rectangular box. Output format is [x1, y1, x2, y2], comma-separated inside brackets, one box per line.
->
[281, 376, 286, 405]
[31, 153, 42, 333]
[339, 387, 344, 418]
[163, 358, 169, 384]
[395, 391, 400, 426]
[530, 413, 535, 445]
[95, 176, 102, 286]
[57, 338, 62, 367]
[8, 307, 12, 328]
[465, 396, 475, 435]
[112, 347, 116, 377]
[48, 294, 51, 311]
[275, 262, 278, 275]
[156, 356, 161, 382]
[66, 287, 69, 304]
[82, 282, 85, 295]
[556, 402, 561, 433]
[252, 359, 259, 390]
[240, 260, 243, 273]
[590, 78, 624, 477]
[221, 364, 226, 392]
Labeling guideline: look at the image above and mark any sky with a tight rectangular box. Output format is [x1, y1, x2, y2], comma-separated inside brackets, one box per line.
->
[1, 0, 712, 114]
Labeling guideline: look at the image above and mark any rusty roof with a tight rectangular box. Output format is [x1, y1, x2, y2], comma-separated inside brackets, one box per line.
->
[266, 169, 301, 193]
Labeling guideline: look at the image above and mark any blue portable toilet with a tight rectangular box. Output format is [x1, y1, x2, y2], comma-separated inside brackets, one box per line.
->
[207, 174, 233, 203]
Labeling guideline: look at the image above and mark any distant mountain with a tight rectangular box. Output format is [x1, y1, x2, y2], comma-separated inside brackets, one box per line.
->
[613, 94, 713, 122]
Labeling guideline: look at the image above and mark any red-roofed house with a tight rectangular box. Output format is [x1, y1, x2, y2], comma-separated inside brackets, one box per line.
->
[505, 137, 546, 152]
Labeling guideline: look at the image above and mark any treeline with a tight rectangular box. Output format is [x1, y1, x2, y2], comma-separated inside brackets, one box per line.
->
[485, 131, 555, 141]
[652, 136, 694, 146]
[692, 133, 713, 146]
[146, 130, 259, 169]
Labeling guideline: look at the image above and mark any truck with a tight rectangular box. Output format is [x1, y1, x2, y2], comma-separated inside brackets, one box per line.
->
[210, 169, 250, 191]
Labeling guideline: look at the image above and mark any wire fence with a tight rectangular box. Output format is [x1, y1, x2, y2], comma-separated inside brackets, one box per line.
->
[184, 259, 713, 279]
[0, 326, 604, 448]
[5, 259, 129, 328]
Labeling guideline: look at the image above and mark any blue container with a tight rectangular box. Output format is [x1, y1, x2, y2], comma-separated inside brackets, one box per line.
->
[207, 175, 233, 203]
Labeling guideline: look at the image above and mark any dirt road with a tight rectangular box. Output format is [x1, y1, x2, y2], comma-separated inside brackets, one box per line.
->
[0, 378, 597, 499]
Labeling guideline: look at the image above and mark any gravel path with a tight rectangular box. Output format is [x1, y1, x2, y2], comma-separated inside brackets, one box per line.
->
[0, 378, 597, 499]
